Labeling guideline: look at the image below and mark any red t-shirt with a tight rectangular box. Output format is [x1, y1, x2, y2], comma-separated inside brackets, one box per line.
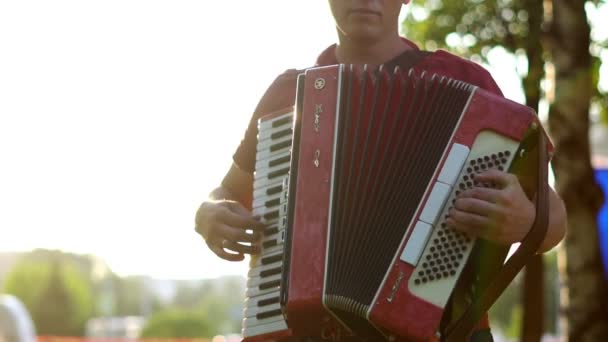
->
[232, 39, 503, 175]
[232, 38, 500, 339]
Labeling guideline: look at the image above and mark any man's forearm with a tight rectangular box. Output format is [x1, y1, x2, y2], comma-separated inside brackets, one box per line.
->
[538, 187, 567, 253]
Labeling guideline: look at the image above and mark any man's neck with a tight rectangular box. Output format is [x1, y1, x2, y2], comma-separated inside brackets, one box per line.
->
[334, 33, 411, 65]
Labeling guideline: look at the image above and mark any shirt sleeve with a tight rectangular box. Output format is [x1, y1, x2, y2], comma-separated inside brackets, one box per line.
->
[232, 69, 301, 175]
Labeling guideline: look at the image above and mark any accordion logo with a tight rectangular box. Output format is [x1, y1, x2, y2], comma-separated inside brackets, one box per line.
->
[386, 271, 405, 303]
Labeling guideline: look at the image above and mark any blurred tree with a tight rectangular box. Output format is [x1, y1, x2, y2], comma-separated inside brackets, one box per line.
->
[139, 309, 213, 338]
[489, 251, 560, 337]
[110, 275, 163, 316]
[3, 253, 94, 336]
[403, 0, 534, 57]
[546, 0, 608, 340]
[196, 276, 244, 335]
[403, 0, 547, 339]
[172, 283, 204, 310]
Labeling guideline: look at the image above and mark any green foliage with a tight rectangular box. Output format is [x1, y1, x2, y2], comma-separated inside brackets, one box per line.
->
[3, 252, 95, 336]
[139, 309, 213, 338]
[402, 0, 534, 59]
[109, 275, 163, 316]
[196, 277, 244, 335]
[157, 276, 245, 336]
[489, 251, 561, 336]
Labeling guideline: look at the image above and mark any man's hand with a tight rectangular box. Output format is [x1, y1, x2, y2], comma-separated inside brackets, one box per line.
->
[195, 200, 266, 261]
[446, 169, 535, 245]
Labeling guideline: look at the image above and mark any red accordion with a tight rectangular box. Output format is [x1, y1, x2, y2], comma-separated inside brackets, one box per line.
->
[242, 65, 550, 341]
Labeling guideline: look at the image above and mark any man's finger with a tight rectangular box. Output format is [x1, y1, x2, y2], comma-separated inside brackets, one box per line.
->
[226, 200, 256, 217]
[458, 187, 503, 203]
[206, 239, 245, 262]
[446, 217, 482, 238]
[448, 208, 491, 233]
[219, 224, 259, 243]
[222, 240, 259, 255]
[220, 207, 266, 230]
[453, 197, 498, 217]
[473, 169, 516, 188]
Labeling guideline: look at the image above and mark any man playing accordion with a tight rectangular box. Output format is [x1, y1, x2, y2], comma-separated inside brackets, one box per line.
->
[195, 1, 567, 341]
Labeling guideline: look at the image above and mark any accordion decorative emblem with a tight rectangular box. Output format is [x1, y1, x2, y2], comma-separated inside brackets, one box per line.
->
[242, 64, 550, 341]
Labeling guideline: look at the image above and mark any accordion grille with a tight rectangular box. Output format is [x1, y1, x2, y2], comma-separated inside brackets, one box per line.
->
[324, 68, 475, 319]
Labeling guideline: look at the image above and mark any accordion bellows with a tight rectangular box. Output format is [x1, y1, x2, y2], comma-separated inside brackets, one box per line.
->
[243, 64, 548, 341]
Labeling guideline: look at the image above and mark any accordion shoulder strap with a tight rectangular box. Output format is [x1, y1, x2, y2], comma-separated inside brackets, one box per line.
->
[443, 128, 550, 342]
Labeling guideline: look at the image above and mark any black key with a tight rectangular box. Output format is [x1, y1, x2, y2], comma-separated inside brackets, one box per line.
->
[272, 117, 292, 128]
[265, 198, 280, 208]
[260, 266, 282, 278]
[259, 279, 281, 290]
[263, 240, 277, 249]
[270, 140, 292, 152]
[256, 309, 283, 320]
[265, 226, 279, 236]
[258, 296, 280, 307]
[268, 167, 289, 179]
[266, 185, 282, 195]
[269, 155, 291, 167]
[261, 254, 282, 265]
[264, 210, 279, 221]
[271, 129, 292, 140]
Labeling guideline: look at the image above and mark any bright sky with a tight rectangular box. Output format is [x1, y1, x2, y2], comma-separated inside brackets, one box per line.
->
[0, 0, 337, 280]
[1, 1, 604, 280]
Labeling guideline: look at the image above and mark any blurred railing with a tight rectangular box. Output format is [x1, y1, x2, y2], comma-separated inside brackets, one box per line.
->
[38, 337, 214, 342]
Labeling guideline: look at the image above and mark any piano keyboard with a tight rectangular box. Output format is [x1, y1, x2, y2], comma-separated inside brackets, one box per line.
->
[242, 110, 294, 339]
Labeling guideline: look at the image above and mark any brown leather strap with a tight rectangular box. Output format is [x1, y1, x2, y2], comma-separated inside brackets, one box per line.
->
[443, 125, 550, 341]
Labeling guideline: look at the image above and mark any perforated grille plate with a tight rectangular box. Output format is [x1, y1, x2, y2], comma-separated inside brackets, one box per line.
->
[405, 130, 519, 309]
[412, 150, 512, 286]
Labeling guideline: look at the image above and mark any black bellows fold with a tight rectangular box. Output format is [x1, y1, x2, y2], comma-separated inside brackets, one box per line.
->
[324, 66, 473, 324]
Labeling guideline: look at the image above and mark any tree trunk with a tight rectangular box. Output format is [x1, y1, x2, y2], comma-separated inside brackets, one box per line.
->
[521, 0, 545, 340]
[548, 0, 608, 340]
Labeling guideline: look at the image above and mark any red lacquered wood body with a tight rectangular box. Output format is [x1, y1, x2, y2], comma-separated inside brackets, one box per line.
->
[285, 66, 347, 336]
[243, 330, 292, 342]
[368, 88, 540, 341]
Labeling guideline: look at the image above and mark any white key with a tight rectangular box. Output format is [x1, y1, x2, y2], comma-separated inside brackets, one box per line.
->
[254, 162, 290, 182]
[249, 251, 283, 269]
[257, 127, 293, 146]
[247, 261, 283, 278]
[253, 180, 285, 198]
[244, 289, 281, 305]
[246, 282, 282, 298]
[255, 150, 291, 171]
[252, 205, 280, 217]
[257, 134, 292, 152]
[254, 172, 289, 189]
[255, 143, 292, 161]
[258, 112, 293, 132]
[247, 273, 282, 289]
[260, 243, 285, 256]
[243, 313, 285, 329]
[242, 318, 288, 338]
[252, 193, 287, 211]
[244, 302, 282, 318]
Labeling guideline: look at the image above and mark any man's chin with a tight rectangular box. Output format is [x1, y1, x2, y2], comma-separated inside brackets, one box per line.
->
[342, 27, 383, 44]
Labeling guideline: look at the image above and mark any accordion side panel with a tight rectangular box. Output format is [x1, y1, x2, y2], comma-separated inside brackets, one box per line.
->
[369, 89, 539, 341]
[285, 65, 344, 335]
